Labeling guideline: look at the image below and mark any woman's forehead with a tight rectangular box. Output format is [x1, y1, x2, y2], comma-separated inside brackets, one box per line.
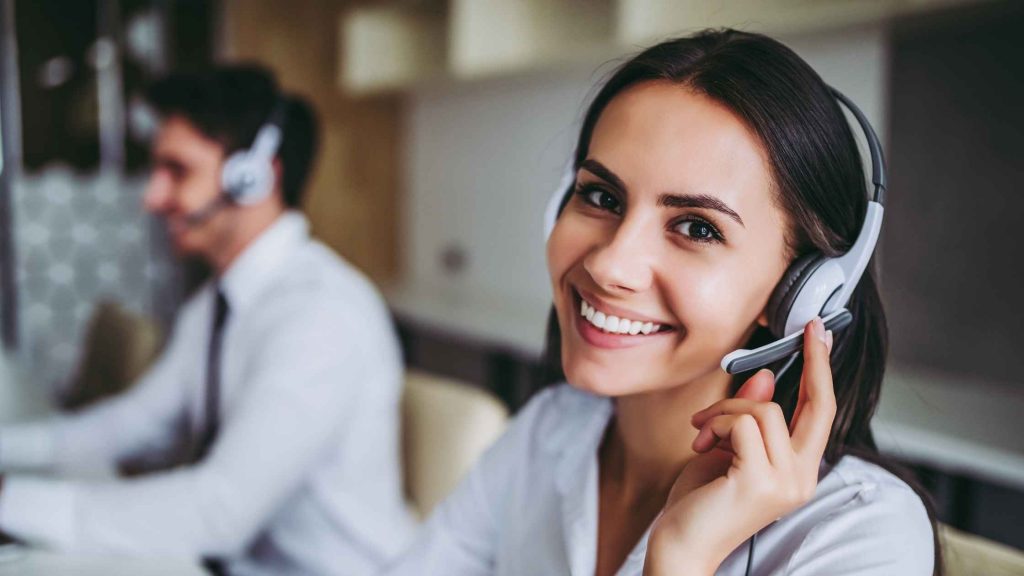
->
[586, 81, 775, 215]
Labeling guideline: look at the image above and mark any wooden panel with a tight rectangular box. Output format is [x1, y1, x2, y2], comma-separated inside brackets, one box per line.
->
[219, 0, 401, 282]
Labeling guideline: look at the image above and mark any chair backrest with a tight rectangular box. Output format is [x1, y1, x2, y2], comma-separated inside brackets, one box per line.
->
[62, 301, 163, 410]
[402, 370, 509, 518]
[941, 524, 1024, 576]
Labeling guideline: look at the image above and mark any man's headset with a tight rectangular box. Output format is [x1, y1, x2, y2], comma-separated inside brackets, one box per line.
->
[544, 87, 886, 376]
[182, 100, 288, 226]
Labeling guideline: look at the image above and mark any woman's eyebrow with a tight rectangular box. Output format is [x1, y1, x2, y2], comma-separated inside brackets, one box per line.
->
[658, 193, 745, 228]
[580, 159, 627, 191]
[580, 158, 745, 228]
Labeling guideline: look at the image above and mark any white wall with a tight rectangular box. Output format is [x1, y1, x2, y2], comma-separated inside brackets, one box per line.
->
[402, 24, 888, 319]
[404, 66, 599, 310]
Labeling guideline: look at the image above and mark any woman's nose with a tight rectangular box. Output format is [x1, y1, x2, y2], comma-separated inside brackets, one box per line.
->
[583, 218, 655, 295]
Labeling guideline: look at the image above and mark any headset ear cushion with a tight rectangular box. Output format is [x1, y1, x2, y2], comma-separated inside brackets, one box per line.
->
[221, 151, 248, 201]
[766, 252, 828, 338]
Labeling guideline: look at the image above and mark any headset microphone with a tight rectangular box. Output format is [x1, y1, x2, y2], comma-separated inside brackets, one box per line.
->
[179, 195, 231, 228]
[543, 86, 886, 376]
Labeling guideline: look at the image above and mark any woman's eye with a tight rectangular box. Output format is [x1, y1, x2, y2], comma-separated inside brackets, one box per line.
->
[576, 185, 622, 214]
[674, 218, 723, 243]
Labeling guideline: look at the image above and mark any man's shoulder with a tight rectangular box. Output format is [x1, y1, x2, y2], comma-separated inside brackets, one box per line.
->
[265, 240, 388, 316]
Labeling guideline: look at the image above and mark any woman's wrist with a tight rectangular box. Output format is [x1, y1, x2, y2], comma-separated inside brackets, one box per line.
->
[644, 525, 718, 576]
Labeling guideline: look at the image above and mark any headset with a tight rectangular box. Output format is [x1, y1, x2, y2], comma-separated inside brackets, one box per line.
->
[543, 86, 885, 377]
[182, 100, 289, 226]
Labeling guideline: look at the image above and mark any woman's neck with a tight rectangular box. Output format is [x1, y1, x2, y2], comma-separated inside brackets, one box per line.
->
[604, 368, 734, 497]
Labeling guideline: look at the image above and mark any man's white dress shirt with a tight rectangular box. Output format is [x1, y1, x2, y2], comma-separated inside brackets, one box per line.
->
[384, 383, 934, 575]
[0, 212, 417, 575]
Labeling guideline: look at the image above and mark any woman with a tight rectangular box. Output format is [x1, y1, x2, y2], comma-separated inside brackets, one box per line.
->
[386, 29, 939, 575]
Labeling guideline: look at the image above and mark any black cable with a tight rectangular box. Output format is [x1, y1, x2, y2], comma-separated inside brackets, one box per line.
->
[740, 353, 795, 576]
[744, 531, 758, 576]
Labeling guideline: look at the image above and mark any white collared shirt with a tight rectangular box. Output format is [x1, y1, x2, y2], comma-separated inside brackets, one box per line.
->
[384, 384, 934, 576]
[0, 212, 417, 575]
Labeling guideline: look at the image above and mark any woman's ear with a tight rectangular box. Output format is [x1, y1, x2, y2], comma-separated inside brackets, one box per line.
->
[756, 310, 771, 328]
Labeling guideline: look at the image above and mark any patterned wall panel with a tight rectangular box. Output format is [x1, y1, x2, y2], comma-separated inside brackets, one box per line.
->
[12, 166, 178, 392]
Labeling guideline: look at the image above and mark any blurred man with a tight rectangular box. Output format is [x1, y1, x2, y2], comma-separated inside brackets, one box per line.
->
[0, 66, 416, 575]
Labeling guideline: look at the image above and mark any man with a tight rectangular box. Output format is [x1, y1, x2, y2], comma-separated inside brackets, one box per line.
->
[0, 66, 416, 575]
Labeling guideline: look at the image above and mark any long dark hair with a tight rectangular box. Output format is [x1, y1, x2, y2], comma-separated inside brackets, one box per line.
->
[540, 29, 942, 574]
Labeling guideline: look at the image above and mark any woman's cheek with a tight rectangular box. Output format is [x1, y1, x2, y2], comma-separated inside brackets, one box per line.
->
[666, 267, 749, 347]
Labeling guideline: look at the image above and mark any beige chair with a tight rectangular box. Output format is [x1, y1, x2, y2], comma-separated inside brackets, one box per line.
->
[402, 370, 509, 518]
[62, 301, 163, 410]
[942, 524, 1024, 575]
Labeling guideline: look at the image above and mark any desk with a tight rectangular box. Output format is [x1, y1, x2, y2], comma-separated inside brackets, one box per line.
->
[0, 549, 206, 576]
[0, 352, 206, 576]
[0, 352, 50, 424]
[874, 365, 1024, 490]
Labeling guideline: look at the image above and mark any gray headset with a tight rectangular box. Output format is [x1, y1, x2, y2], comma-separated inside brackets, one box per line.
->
[221, 100, 288, 205]
[544, 86, 885, 375]
[183, 100, 288, 227]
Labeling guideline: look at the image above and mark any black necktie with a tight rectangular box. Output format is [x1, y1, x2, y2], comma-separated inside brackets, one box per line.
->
[195, 287, 230, 463]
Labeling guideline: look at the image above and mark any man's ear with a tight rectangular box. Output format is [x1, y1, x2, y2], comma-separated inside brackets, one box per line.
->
[271, 158, 286, 200]
[272, 158, 284, 184]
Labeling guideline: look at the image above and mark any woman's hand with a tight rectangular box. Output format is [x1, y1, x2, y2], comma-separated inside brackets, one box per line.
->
[644, 317, 835, 576]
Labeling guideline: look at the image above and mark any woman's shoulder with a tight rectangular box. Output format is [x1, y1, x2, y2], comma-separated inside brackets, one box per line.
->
[769, 454, 935, 574]
[510, 383, 610, 452]
[819, 454, 933, 530]
[448, 383, 608, 513]
[825, 453, 925, 497]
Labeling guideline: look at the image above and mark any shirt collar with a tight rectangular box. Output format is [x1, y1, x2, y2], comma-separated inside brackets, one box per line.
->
[550, 388, 662, 576]
[551, 386, 614, 576]
[218, 211, 309, 312]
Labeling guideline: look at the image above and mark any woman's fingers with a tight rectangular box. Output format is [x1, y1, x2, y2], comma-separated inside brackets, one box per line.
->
[790, 317, 837, 460]
[732, 368, 775, 402]
[693, 413, 770, 469]
[691, 398, 792, 466]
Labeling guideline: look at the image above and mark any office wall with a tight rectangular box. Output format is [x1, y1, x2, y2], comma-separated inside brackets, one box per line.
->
[884, 3, 1024, 389]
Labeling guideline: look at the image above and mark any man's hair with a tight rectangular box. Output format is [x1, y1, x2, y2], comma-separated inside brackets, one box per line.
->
[145, 64, 320, 208]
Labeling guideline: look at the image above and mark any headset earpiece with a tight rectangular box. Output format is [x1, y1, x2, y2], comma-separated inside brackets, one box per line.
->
[543, 160, 578, 241]
[764, 253, 847, 339]
[221, 152, 274, 205]
[221, 100, 287, 206]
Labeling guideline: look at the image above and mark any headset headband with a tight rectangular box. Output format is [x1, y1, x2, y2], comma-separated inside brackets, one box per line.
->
[829, 87, 886, 205]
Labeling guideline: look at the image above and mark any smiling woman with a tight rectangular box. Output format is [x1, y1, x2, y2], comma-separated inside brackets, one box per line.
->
[383, 29, 939, 576]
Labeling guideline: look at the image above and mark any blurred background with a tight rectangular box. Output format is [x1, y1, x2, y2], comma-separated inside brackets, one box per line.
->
[0, 0, 1021, 560]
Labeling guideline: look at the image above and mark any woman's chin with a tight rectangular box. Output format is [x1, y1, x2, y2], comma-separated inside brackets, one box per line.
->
[563, 362, 663, 398]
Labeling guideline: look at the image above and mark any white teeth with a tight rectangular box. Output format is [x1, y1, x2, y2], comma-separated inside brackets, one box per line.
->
[605, 316, 620, 333]
[578, 297, 664, 336]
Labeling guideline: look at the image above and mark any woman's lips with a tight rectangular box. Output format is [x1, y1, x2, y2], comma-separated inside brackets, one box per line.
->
[575, 288, 673, 327]
[572, 290, 676, 349]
